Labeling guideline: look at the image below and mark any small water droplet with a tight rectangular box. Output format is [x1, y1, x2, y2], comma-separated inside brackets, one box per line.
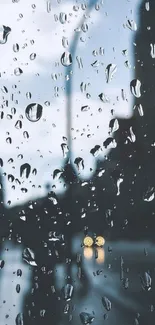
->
[74, 157, 84, 171]
[30, 53, 36, 60]
[59, 12, 67, 24]
[15, 313, 24, 325]
[16, 284, 20, 293]
[47, 1, 51, 13]
[62, 284, 73, 301]
[13, 43, 19, 53]
[143, 187, 155, 202]
[140, 271, 152, 291]
[20, 163, 31, 178]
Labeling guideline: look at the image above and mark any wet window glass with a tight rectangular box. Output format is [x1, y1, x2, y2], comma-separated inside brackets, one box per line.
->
[0, 0, 154, 324]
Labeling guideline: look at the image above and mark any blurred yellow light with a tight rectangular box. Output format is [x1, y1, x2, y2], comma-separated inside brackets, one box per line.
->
[96, 247, 105, 264]
[83, 236, 94, 247]
[95, 236, 105, 247]
[83, 247, 93, 260]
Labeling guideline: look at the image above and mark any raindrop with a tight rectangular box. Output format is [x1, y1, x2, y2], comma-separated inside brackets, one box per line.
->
[62, 284, 73, 301]
[15, 120, 22, 129]
[0, 260, 5, 269]
[126, 19, 137, 31]
[62, 36, 69, 48]
[47, 1, 51, 13]
[6, 137, 12, 144]
[20, 163, 31, 178]
[81, 105, 90, 112]
[53, 169, 63, 180]
[143, 187, 155, 202]
[122, 277, 129, 289]
[0, 158, 3, 167]
[80, 82, 87, 93]
[109, 119, 119, 133]
[15, 313, 24, 325]
[105, 64, 117, 83]
[99, 47, 104, 55]
[13, 43, 19, 53]
[48, 191, 58, 205]
[80, 312, 95, 324]
[140, 272, 151, 291]
[8, 174, 14, 182]
[61, 51, 72, 67]
[59, 12, 67, 24]
[16, 284, 20, 293]
[26, 92, 31, 99]
[1, 86, 8, 93]
[90, 145, 101, 157]
[74, 157, 84, 171]
[30, 53, 36, 60]
[61, 143, 69, 158]
[130, 79, 141, 98]
[103, 137, 117, 149]
[14, 68, 23, 76]
[116, 177, 123, 196]
[91, 60, 100, 68]
[0, 25, 11, 44]
[17, 269, 22, 277]
[23, 131, 29, 138]
[127, 126, 136, 143]
[76, 56, 83, 69]
[25, 103, 43, 122]
[102, 296, 112, 311]
[150, 44, 155, 58]
[81, 22, 88, 32]
[22, 247, 37, 266]
[98, 93, 110, 103]
[145, 2, 150, 11]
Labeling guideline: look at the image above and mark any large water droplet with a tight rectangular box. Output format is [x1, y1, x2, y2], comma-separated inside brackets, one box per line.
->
[140, 272, 152, 291]
[62, 284, 74, 301]
[59, 12, 67, 24]
[61, 143, 69, 158]
[74, 157, 84, 171]
[20, 163, 31, 178]
[0, 25, 11, 44]
[105, 64, 117, 83]
[61, 51, 72, 67]
[80, 312, 95, 324]
[130, 79, 141, 98]
[25, 103, 43, 122]
[16, 313, 24, 325]
[22, 248, 37, 266]
[126, 19, 137, 31]
[102, 296, 112, 311]
[109, 118, 119, 133]
[90, 145, 101, 157]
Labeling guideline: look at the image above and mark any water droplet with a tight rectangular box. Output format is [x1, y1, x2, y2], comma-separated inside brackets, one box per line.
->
[16, 313, 24, 325]
[109, 119, 119, 133]
[0, 260, 5, 269]
[62, 284, 73, 301]
[90, 145, 101, 157]
[23, 131, 29, 138]
[61, 143, 69, 158]
[102, 296, 112, 311]
[62, 36, 69, 48]
[20, 163, 31, 178]
[126, 19, 137, 31]
[25, 103, 43, 122]
[48, 191, 58, 205]
[16, 284, 20, 293]
[143, 187, 155, 202]
[105, 64, 117, 83]
[76, 56, 83, 69]
[122, 277, 129, 289]
[0, 158, 3, 167]
[74, 157, 84, 171]
[13, 43, 19, 53]
[15, 120, 22, 129]
[98, 93, 110, 103]
[0, 25, 11, 44]
[127, 126, 136, 143]
[80, 312, 95, 324]
[1, 86, 8, 94]
[81, 105, 90, 112]
[30, 53, 36, 60]
[59, 12, 67, 24]
[150, 43, 155, 58]
[17, 269, 22, 277]
[61, 51, 72, 67]
[22, 248, 37, 266]
[26, 92, 31, 99]
[91, 60, 100, 68]
[8, 174, 14, 182]
[53, 169, 63, 180]
[103, 137, 117, 149]
[116, 177, 123, 196]
[81, 22, 88, 33]
[140, 272, 152, 291]
[130, 79, 141, 98]
[14, 67, 23, 76]
[145, 2, 150, 11]
[47, 1, 51, 13]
